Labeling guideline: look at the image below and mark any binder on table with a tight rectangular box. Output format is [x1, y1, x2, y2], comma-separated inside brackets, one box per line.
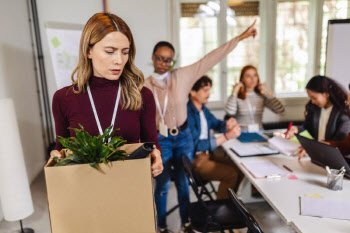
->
[230, 144, 279, 157]
[237, 132, 268, 143]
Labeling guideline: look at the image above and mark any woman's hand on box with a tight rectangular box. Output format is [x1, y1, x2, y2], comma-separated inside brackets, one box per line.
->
[150, 147, 163, 177]
[50, 150, 62, 159]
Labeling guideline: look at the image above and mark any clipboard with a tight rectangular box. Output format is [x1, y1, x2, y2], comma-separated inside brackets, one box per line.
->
[241, 160, 287, 179]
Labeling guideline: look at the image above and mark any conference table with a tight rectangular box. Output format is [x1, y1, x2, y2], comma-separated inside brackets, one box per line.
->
[221, 138, 350, 233]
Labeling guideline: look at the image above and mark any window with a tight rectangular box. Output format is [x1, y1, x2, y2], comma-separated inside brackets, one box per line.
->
[176, 0, 348, 106]
[320, 0, 350, 75]
[179, 0, 260, 101]
[179, 1, 220, 101]
[275, 0, 310, 93]
[226, 1, 260, 96]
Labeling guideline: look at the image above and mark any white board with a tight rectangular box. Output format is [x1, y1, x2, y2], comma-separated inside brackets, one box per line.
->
[45, 23, 83, 90]
[325, 19, 350, 91]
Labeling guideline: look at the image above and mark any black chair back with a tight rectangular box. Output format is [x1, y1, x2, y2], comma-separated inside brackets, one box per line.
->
[227, 188, 264, 233]
[182, 154, 202, 200]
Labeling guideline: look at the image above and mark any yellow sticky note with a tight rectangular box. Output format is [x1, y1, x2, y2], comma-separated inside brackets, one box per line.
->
[304, 193, 323, 198]
[300, 130, 314, 140]
[51, 37, 61, 48]
[290, 130, 314, 144]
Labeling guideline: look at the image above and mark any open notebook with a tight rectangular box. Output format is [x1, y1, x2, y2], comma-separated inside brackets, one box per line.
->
[268, 136, 299, 156]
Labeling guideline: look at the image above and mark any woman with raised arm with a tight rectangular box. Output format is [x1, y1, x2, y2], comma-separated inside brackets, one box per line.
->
[144, 21, 257, 233]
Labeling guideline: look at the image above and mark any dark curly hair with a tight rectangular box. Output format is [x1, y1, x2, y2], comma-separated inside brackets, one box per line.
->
[306, 75, 349, 116]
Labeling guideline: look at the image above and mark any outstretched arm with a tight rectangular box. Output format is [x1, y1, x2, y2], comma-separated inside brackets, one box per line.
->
[177, 20, 258, 94]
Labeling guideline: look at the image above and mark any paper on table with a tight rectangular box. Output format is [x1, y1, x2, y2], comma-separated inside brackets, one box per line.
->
[290, 130, 314, 144]
[268, 136, 299, 156]
[300, 196, 350, 220]
[230, 144, 279, 157]
[241, 160, 287, 178]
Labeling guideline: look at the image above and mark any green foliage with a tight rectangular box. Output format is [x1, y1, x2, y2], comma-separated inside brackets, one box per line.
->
[54, 124, 127, 169]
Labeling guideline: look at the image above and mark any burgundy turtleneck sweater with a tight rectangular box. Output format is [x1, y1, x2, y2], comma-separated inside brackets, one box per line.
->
[52, 76, 159, 151]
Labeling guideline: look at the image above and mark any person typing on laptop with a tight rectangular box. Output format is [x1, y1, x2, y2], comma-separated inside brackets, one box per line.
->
[298, 83, 350, 160]
[187, 76, 244, 199]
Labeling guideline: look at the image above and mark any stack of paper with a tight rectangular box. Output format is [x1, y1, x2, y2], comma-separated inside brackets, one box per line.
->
[268, 136, 299, 156]
[300, 196, 350, 220]
[241, 160, 287, 178]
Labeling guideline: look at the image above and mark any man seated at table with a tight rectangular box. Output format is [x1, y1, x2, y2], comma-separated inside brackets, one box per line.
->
[187, 75, 244, 199]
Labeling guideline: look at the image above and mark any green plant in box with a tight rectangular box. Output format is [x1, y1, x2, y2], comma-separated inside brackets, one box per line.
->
[54, 124, 127, 169]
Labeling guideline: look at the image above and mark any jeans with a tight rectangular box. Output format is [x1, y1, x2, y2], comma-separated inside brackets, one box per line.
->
[154, 127, 194, 228]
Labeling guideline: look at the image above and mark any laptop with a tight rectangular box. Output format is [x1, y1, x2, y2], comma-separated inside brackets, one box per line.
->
[296, 134, 350, 178]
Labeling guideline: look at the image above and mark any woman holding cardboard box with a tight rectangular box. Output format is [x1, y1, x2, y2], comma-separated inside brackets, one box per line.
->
[50, 13, 163, 177]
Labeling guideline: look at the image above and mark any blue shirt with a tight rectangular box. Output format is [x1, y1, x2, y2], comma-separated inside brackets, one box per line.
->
[187, 100, 226, 153]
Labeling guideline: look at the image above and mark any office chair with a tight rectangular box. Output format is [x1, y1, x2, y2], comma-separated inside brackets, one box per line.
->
[182, 154, 246, 233]
[166, 157, 216, 217]
[227, 188, 264, 233]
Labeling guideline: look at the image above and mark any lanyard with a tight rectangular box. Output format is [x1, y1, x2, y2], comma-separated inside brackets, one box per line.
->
[87, 82, 121, 137]
[246, 94, 256, 124]
[153, 75, 169, 123]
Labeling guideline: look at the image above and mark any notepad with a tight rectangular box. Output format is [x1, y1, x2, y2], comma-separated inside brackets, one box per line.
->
[300, 196, 350, 221]
[237, 132, 268, 143]
[230, 145, 279, 157]
[268, 136, 300, 156]
[241, 160, 287, 178]
[290, 130, 314, 144]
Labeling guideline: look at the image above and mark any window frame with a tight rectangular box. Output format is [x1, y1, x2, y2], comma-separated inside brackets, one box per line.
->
[174, 0, 330, 109]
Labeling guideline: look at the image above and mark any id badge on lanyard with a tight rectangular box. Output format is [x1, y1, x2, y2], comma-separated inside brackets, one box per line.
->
[153, 75, 169, 137]
[87, 82, 121, 142]
[246, 95, 259, 132]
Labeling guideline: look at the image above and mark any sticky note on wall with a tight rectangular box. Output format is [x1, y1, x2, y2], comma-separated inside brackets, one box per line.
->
[51, 37, 61, 48]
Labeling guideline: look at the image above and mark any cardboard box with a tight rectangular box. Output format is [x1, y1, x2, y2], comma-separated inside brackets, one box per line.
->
[44, 143, 156, 233]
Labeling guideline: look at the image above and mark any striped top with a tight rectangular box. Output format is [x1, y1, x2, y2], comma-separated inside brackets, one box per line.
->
[225, 91, 285, 128]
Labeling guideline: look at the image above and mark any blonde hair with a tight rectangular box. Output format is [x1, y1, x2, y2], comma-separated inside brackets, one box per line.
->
[71, 12, 144, 110]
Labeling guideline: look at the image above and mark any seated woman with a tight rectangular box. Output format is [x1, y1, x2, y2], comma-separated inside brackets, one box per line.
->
[187, 76, 244, 199]
[328, 84, 350, 157]
[225, 65, 285, 130]
[286, 76, 350, 142]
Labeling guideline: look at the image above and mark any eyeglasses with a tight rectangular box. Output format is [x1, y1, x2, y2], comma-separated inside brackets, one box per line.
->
[154, 55, 174, 66]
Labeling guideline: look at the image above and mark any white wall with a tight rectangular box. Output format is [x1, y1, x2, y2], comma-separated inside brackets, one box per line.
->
[0, 1, 46, 183]
[36, 0, 171, 102]
[0, 0, 47, 220]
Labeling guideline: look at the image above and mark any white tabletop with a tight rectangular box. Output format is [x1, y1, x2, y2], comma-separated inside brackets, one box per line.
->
[222, 139, 350, 233]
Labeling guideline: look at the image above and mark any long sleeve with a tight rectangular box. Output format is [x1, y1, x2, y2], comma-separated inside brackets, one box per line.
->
[52, 89, 70, 151]
[331, 112, 350, 141]
[207, 109, 226, 134]
[139, 87, 161, 152]
[329, 133, 350, 156]
[298, 103, 315, 138]
[264, 96, 285, 114]
[225, 94, 238, 116]
[207, 110, 226, 151]
[175, 37, 240, 96]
